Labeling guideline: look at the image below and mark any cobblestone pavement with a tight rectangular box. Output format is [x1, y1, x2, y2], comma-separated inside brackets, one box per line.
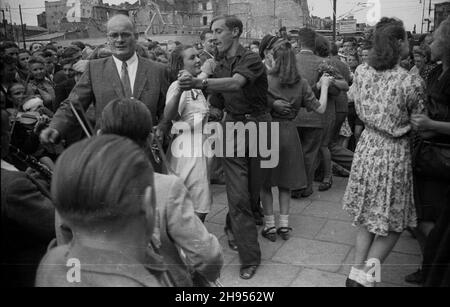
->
[205, 177, 421, 287]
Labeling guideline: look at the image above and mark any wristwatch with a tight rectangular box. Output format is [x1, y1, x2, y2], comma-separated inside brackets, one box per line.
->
[201, 79, 209, 90]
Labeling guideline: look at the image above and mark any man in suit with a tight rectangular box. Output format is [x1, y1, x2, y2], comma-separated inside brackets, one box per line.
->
[292, 28, 326, 198]
[40, 14, 169, 145]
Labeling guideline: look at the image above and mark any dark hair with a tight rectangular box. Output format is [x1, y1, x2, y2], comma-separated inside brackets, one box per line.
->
[344, 37, 357, 45]
[315, 34, 330, 58]
[259, 34, 280, 59]
[0, 41, 19, 53]
[60, 58, 75, 66]
[369, 17, 406, 71]
[251, 41, 260, 47]
[71, 41, 86, 51]
[210, 15, 243, 38]
[43, 44, 58, 53]
[61, 46, 81, 59]
[0, 54, 17, 70]
[270, 41, 300, 87]
[42, 50, 54, 59]
[433, 16, 450, 65]
[298, 27, 316, 50]
[28, 56, 45, 66]
[168, 44, 194, 82]
[52, 135, 154, 227]
[100, 98, 153, 148]
[200, 30, 213, 41]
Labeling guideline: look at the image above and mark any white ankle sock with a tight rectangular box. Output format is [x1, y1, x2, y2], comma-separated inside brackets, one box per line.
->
[355, 270, 375, 288]
[349, 267, 362, 282]
[279, 215, 289, 228]
[264, 215, 276, 231]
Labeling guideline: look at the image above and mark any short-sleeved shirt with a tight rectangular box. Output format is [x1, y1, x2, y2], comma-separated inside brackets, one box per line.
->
[352, 64, 426, 138]
[209, 45, 268, 116]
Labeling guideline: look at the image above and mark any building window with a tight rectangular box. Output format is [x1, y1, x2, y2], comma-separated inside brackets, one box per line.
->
[203, 16, 208, 26]
[202, 2, 207, 10]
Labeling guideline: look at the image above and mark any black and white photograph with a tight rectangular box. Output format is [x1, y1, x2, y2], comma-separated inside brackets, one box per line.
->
[0, 0, 449, 290]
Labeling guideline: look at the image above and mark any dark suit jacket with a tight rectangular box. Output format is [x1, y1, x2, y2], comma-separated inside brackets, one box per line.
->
[50, 56, 169, 138]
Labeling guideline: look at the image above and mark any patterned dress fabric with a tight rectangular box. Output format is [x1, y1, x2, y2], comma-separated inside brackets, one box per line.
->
[342, 65, 426, 236]
[166, 81, 212, 214]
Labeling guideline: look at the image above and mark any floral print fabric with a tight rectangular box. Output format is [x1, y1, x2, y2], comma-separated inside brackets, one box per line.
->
[343, 65, 426, 236]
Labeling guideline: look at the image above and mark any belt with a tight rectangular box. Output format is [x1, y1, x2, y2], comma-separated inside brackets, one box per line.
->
[227, 110, 268, 121]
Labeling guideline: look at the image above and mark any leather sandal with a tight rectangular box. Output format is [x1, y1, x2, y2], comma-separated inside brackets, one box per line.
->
[261, 227, 277, 242]
[277, 227, 292, 241]
[318, 177, 333, 192]
[240, 265, 258, 280]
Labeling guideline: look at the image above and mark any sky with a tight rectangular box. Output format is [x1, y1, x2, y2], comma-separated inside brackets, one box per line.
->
[0, 0, 444, 32]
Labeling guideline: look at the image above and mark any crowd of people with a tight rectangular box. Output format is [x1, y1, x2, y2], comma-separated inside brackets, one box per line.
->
[0, 13, 449, 287]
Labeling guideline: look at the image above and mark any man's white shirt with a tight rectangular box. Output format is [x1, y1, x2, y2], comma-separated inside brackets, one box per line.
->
[112, 52, 138, 96]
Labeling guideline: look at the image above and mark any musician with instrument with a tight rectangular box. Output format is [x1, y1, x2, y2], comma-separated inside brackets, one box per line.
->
[0, 109, 55, 287]
[6, 87, 57, 165]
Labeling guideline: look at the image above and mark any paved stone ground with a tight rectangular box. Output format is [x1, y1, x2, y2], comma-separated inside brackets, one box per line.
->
[205, 177, 421, 287]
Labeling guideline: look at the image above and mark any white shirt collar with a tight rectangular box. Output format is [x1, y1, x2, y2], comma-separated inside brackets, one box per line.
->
[112, 52, 139, 96]
[1, 159, 19, 172]
[112, 52, 138, 67]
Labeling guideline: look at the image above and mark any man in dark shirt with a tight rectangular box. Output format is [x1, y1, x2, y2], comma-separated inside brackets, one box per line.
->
[179, 15, 271, 280]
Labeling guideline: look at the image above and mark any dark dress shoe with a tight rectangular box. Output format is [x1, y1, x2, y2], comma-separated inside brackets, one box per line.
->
[291, 190, 303, 199]
[301, 188, 314, 198]
[405, 269, 424, 285]
[345, 278, 364, 287]
[318, 177, 333, 192]
[240, 265, 258, 280]
[277, 227, 292, 241]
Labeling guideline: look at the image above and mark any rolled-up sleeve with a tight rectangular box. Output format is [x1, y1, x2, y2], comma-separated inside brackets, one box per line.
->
[232, 53, 265, 85]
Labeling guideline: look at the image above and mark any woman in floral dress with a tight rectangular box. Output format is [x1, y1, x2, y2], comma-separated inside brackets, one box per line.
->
[343, 18, 426, 287]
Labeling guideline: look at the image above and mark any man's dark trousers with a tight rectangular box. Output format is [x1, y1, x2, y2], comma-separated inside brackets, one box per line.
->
[223, 113, 272, 268]
[329, 112, 354, 171]
[298, 127, 323, 190]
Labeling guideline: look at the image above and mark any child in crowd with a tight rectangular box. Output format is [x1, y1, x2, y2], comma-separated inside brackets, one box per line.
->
[25, 56, 55, 112]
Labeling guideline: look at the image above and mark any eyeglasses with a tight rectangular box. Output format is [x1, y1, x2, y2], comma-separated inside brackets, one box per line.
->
[107, 32, 134, 40]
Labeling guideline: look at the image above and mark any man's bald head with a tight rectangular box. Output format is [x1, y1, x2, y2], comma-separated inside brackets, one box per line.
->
[106, 14, 138, 61]
[107, 14, 136, 34]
